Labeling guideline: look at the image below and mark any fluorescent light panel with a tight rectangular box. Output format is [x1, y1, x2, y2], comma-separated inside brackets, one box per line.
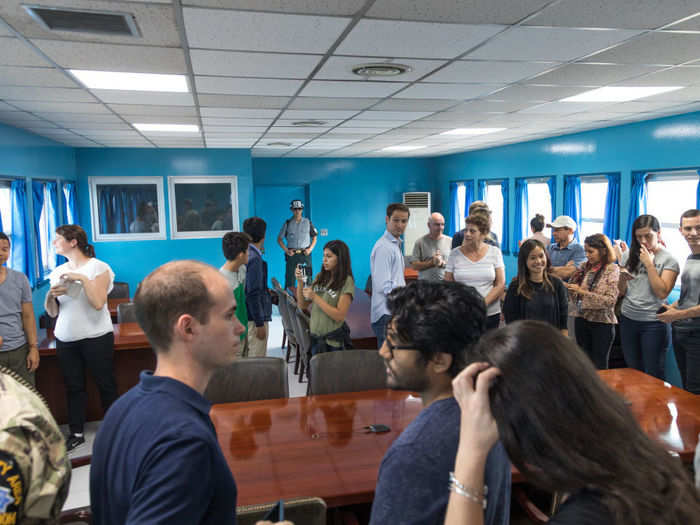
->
[562, 86, 683, 102]
[133, 123, 199, 133]
[382, 145, 426, 151]
[440, 128, 506, 136]
[70, 70, 189, 92]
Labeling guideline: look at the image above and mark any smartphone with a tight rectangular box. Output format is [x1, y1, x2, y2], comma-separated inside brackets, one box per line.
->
[657, 305, 668, 314]
[366, 424, 391, 433]
[262, 500, 284, 521]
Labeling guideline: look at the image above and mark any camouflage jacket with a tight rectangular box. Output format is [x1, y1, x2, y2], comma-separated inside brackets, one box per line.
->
[0, 367, 70, 524]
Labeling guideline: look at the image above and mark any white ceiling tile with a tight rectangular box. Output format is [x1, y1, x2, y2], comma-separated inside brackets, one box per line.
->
[183, 0, 364, 16]
[527, 63, 664, 86]
[190, 50, 322, 78]
[202, 117, 272, 126]
[620, 85, 700, 102]
[599, 100, 680, 113]
[587, 32, 700, 65]
[466, 27, 642, 62]
[109, 104, 198, 116]
[277, 118, 343, 126]
[202, 118, 273, 127]
[184, 8, 350, 53]
[258, 137, 309, 146]
[0, 86, 94, 102]
[67, 123, 134, 132]
[315, 56, 446, 82]
[201, 107, 281, 118]
[324, 127, 386, 135]
[611, 66, 700, 86]
[371, 98, 458, 111]
[0, 66, 79, 87]
[10, 101, 111, 113]
[517, 101, 612, 114]
[270, 126, 330, 134]
[396, 83, 502, 99]
[32, 40, 187, 73]
[281, 109, 366, 120]
[338, 119, 408, 127]
[366, 0, 552, 24]
[336, 20, 504, 59]
[664, 12, 700, 31]
[524, 0, 700, 29]
[122, 116, 200, 125]
[204, 126, 268, 133]
[0, 37, 48, 66]
[205, 132, 263, 139]
[288, 97, 377, 110]
[483, 84, 585, 102]
[198, 94, 290, 108]
[36, 112, 123, 123]
[299, 80, 407, 98]
[196, 76, 303, 96]
[450, 99, 532, 113]
[425, 60, 557, 84]
[355, 110, 433, 120]
[92, 90, 195, 106]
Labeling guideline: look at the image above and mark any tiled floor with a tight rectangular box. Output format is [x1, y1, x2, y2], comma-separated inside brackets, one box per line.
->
[62, 311, 300, 511]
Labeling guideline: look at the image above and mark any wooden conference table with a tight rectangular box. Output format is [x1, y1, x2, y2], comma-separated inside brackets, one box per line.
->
[210, 368, 700, 508]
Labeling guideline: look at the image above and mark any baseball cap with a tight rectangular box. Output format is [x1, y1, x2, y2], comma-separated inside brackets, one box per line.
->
[547, 215, 577, 231]
[290, 200, 304, 209]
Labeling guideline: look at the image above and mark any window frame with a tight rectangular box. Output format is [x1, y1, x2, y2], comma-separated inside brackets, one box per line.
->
[523, 176, 554, 244]
[88, 176, 167, 242]
[481, 179, 506, 250]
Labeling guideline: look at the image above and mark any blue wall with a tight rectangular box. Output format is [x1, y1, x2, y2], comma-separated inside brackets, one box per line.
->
[253, 157, 437, 287]
[75, 148, 254, 294]
[0, 122, 76, 318]
[433, 110, 700, 280]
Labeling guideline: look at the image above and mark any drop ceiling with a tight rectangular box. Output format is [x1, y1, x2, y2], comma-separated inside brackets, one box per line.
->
[0, 0, 698, 157]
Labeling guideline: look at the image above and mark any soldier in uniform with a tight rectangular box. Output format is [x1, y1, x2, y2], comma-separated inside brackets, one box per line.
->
[0, 365, 70, 524]
[277, 200, 317, 289]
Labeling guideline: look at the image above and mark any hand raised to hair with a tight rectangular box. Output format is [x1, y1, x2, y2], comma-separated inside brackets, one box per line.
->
[452, 362, 501, 454]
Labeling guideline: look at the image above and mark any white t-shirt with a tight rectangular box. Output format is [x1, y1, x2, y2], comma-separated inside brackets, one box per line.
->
[48, 258, 115, 342]
[446, 245, 505, 316]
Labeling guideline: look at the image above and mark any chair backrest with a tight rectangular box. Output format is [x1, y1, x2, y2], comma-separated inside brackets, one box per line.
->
[309, 350, 387, 395]
[275, 290, 297, 343]
[204, 357, 289, 404]
[108, 281, 130, 299]
[294, 307, 312, 355]
[237, 497, 326, 525]
[271, 276, 283, 291]
[117, 302, 138, 324]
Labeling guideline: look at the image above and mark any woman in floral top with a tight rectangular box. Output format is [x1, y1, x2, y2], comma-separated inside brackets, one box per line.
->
[566, 233, 620, 369]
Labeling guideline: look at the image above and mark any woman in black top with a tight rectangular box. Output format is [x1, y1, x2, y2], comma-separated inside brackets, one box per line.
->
[445, 322, 700, 525]
[503, 239, 568, 334]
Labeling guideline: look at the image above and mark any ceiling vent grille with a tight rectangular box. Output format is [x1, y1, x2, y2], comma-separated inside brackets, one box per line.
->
[23, 5, 141, 37]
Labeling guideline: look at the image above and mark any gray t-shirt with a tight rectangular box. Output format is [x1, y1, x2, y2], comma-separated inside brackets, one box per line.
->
[278, 217, 316, 249]
[0, 268, 32, 352]
[412, 234, 452, 281]
[620, 248, 679, 322]
[675, 254, 700, 328]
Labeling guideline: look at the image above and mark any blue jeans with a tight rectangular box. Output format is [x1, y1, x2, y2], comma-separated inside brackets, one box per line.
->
[371, 314, 391, 350]
[619, 315, 669, 380]
[671, 325, 700, 394]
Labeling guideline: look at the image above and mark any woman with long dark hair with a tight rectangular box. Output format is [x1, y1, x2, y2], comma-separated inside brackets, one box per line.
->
[567, 233, 619, 369]
[44, 225, 117, 452]
[296, 240, 354, 354]
[618, 215, 679, 379]
[445, 321, 700, 525]
[503, 239, 568, 333]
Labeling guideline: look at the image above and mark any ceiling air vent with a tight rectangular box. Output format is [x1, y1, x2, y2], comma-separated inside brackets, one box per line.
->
[23, 5, 141, 37]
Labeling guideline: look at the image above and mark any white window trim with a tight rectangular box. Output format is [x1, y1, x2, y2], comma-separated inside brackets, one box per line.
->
[168, 175, 239, 240]
[89, 176, 167, 242]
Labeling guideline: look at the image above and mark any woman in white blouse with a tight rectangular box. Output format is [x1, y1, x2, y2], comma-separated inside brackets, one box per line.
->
[445, 214, 506, 331]
[44, 224, 117, 452]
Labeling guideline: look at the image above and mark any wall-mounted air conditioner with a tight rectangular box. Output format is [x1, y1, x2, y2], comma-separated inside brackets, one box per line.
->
[402, 192, 431, 256]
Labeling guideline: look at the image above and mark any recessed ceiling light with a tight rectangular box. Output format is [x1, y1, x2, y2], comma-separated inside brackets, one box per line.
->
[352, 63, 412, 78]
[133, 123, 199, 132]
[382, 145, 426, 152]
[440, 128, 506, 136]
[291, 120, 327, 127]
[562, 86, 683, 102]
[70, 70, 189, 92]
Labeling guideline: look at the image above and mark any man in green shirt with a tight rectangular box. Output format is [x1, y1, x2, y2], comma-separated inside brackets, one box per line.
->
[220, 232, 250, 357]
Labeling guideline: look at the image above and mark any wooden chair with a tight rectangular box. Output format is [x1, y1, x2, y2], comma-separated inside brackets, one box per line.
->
[236, 497, 326, 525]
[309, 350, 387, 395]
[204, 357, 289, 403]
[108, 281, 129, 299]
[116, 302, 138, 324]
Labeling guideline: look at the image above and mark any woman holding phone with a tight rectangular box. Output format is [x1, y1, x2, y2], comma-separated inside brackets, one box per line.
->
[44, 224, 117, 452]
[295, 240, 354, 355]
[618, 215, 679, 379]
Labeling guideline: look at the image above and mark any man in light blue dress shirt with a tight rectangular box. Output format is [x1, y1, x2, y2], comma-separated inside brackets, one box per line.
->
[370, 203, 410, 348]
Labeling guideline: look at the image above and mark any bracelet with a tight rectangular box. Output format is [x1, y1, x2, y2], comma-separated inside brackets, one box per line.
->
[448, 472, 487, 509]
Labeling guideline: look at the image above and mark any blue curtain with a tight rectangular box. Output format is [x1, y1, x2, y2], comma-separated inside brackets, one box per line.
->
[46, 182, 60, 268]
[563, 176, 582, 243]
[464, 180, 474, 219]
[514, 178, 529, 252]
[500, 180, 510, 254]
[449, 182, 461, 236]
[31, 181, 46, 279]
[98, 186, 153, 234]
[477, 180, 486, 201]
[696, 170, 700, 209]
[0, 207, 3, 232]
[10, 180, 35, 286]
[62, 182, 79, 225]
[603, 174, 620, 241]
[625, 172, 648, 244]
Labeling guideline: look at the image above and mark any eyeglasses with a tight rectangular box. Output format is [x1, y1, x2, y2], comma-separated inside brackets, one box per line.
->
[384, 331, 419, 358]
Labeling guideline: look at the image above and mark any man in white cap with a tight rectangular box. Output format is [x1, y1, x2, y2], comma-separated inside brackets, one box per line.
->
[547, 215, 586, 282]
[547, 215, 586, 339]
[278, 200, 317, 289]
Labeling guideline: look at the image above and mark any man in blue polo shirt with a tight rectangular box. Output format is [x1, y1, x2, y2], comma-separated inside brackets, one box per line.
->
[90, 260, 245, 525]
